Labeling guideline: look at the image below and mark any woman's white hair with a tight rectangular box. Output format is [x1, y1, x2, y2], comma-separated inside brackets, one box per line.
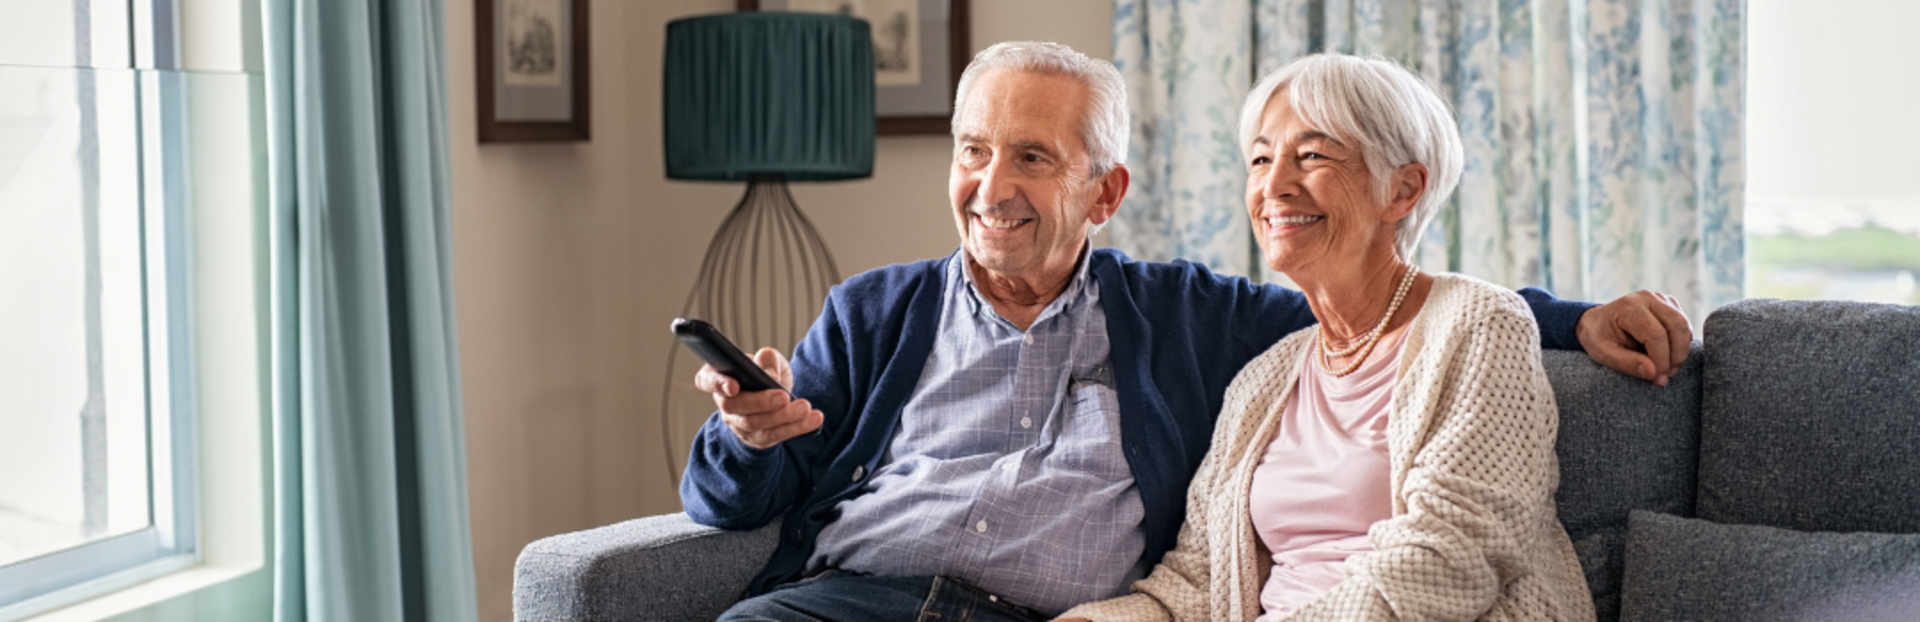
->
[1238, 54, 1463, 260]
[952, 41, 1129, 178]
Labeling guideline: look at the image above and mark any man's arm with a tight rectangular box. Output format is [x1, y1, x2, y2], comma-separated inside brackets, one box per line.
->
[1517, 287, 1592, 352]
[680, 301, 849, 530]
[1518, 288, 1692, 386]
[679, 347, 819, 530]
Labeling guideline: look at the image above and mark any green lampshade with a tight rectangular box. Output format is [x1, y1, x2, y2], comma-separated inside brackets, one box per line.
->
[663, 13, 875, 182]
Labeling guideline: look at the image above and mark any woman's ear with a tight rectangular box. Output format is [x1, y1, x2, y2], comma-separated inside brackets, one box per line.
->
[1382, 162, 1429, 223]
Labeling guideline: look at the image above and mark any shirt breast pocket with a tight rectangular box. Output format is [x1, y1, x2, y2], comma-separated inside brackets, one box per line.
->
[1058, 374, 1129, 480]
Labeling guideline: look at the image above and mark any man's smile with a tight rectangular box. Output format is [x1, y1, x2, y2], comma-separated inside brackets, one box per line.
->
[975, 214, 1033, 230]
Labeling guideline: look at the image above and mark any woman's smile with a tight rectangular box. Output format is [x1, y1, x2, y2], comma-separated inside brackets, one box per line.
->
[1264, 214, 1324, 231]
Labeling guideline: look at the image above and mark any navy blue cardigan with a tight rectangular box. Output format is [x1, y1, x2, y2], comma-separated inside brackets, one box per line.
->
[680, 249, 1590, 596]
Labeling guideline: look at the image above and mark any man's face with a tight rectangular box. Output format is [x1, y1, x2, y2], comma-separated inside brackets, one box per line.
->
[948, 68, 1118, 285]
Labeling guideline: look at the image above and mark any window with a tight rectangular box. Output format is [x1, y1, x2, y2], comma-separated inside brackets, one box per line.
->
[1746, 0, 1920, 304]
[0, 1, 199, 617]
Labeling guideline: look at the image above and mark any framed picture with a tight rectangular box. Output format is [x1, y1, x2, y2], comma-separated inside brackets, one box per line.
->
[739, 0, 970, 135]
[477, 0, 590, 142]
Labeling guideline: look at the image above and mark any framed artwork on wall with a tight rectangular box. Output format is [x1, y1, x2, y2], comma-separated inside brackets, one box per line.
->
[477, 0, 591, 142]
[739, 0, 970, 135]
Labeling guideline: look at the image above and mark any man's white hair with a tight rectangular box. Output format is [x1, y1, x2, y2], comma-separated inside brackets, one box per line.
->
[952, 41, 1129, 178]
[1238, 54, 1464, 260]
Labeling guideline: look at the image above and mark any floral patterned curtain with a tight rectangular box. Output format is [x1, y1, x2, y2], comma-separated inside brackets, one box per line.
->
[1110, 0, 1745, 313]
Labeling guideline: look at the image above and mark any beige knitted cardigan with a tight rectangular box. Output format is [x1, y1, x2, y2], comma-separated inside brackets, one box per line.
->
[1060, 274, 1595, 622]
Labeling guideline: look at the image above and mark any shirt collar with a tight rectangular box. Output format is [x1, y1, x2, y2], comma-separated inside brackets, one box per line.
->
[952, 240, 1095, 321]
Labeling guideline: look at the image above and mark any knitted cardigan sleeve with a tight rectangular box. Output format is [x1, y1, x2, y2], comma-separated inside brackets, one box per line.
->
[1279, 281, 1575, 620]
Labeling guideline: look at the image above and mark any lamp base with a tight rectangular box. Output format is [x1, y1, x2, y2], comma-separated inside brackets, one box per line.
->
[660, 176, 841, 482]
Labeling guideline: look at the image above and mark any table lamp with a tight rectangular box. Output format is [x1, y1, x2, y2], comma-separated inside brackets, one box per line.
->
[659, 12, 874, 479]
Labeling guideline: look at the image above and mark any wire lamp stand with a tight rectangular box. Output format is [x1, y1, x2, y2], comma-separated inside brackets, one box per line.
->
[660, 174, 840, 482]
[660, 12, 870, 486]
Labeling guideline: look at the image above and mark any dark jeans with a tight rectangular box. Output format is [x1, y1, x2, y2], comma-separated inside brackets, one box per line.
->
[717, 571, 1049, 622]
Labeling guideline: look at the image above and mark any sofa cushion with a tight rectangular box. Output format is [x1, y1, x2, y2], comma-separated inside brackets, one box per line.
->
[1544, 347, 1703, 622]
[1620, 511, 1920, 621]
[1697, 299, 1920, 533]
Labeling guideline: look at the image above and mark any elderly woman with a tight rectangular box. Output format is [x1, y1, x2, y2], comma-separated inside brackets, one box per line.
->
[1058, 54, 1594, 621]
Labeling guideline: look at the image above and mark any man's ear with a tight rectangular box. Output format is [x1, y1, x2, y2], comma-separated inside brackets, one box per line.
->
[1088, 164, 1130, 226]
[1382, 162, 1428, 223]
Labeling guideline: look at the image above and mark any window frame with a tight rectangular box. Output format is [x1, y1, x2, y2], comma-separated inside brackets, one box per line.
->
[0, 1, 202, 618]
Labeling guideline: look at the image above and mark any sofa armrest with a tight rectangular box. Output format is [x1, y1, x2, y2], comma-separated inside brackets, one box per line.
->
[513, 513, 781, 621]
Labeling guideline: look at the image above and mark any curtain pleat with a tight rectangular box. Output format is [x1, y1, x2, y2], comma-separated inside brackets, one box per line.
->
[265, 0, 478, 620]
[1112, 0, 1745, 313]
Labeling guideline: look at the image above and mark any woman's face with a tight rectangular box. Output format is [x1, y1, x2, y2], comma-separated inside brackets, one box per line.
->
[1244, 92, 1406, 278]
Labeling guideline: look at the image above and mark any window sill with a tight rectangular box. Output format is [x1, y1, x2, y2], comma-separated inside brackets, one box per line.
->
[24, 560, 268, 622]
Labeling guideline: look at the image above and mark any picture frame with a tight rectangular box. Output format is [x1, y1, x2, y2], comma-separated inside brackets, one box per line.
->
[477, 0, 591, 142]
[739, 0, 970, 135]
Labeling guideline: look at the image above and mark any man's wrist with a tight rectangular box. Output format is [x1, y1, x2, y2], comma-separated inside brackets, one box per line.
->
[1517, 286, 1593, 351]
[719, 423, 786, 460]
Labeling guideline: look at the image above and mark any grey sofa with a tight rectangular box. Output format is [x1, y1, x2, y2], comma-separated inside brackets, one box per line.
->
[515, 299, 1920, 621]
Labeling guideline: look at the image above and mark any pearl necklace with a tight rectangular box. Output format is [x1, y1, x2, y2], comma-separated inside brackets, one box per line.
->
[1317, 264, 1419, 377]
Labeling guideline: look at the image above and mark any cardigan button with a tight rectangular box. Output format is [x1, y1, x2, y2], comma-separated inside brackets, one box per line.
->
[851, 465, 866, 482]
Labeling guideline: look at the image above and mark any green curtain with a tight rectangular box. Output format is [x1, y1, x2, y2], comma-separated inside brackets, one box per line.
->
[264, 1, 477, 620]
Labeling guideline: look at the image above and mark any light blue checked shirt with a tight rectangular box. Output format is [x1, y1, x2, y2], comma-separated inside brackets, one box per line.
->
[808, 246, 1148, 615]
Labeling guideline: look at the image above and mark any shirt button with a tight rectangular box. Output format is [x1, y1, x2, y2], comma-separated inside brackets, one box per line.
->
[1020, 417, 1032, 429]
[851, 465, 865, 482]
[1023, 333, 1033, 345]
[975, 520, 988, 533]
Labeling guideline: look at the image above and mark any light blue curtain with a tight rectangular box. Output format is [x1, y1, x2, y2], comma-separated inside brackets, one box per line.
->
[1112, 0, 1745, 313]
[264, 1, 478, 621]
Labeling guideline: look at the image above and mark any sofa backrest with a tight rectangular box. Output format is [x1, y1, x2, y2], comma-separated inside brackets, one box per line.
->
[1544, 345, 1704, 622]
[1696, 299, 1920, 533]
[1550, 298, 1920, 621]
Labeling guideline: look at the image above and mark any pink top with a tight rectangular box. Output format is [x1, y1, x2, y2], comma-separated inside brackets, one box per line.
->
[1251, 329, 1406, 619]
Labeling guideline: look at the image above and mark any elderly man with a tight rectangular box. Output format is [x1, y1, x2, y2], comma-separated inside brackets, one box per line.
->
[683, 42, 1690, 621]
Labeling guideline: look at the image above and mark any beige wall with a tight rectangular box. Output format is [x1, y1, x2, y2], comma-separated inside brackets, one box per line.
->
[447, 1, 1114, 619]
